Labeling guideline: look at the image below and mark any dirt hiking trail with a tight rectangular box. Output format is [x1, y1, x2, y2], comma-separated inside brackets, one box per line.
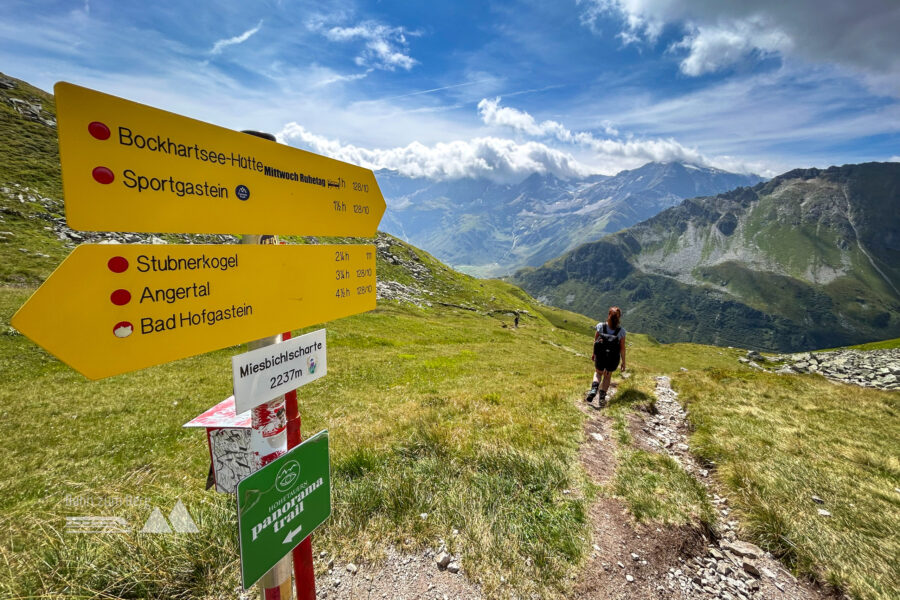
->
[572, 377, 837, 600]
[311, 377, 839, 600]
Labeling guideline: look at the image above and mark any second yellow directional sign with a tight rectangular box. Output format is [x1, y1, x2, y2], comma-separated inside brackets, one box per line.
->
[55, 82, 385, 235]
[11, 244, 376, 380]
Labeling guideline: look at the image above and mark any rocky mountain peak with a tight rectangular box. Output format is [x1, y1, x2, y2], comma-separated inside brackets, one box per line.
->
[380, 161, 763, 277]
[514, 161, 900, 352]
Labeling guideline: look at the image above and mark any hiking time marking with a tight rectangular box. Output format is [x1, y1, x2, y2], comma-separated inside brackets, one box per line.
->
[11, 244, 374, 380]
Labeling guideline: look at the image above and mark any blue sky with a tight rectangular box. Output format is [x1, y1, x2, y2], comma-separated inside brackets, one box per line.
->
[2, 0, 899, 180]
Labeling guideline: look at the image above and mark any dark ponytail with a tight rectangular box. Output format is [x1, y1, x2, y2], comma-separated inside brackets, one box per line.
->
[607, 306, 621, 329]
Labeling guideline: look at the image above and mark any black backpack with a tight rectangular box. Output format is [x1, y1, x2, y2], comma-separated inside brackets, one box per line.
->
[593, 324, 621, 360]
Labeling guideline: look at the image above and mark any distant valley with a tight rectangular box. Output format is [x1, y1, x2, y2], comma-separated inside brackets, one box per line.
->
[513, 163, 900, 352]
[377, 163, 762, 277]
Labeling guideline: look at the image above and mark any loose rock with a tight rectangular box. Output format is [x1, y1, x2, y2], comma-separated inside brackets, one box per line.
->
[742, 559, 761, 578]
[721, 540, 763, 559]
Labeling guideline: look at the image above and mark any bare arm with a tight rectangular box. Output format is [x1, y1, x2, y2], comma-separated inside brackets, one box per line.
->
[620, 335, 626, 371]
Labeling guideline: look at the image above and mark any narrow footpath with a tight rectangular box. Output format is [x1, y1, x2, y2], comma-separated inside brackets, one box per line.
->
[309, 376, 840, 600]
[573, 378, 836, 600]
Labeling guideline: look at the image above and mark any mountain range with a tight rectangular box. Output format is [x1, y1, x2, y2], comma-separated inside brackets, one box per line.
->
[513, 162, 900, 352]
[377, 163, 763, 277]
[3, 71, 898, 353]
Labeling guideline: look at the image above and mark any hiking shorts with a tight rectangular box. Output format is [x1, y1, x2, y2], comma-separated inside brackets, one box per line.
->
[594, 353, 620, 373]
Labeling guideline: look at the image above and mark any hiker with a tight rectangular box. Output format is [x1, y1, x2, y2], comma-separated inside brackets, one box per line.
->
[514, 313, 519, 328]
[585, 306, 626, 407]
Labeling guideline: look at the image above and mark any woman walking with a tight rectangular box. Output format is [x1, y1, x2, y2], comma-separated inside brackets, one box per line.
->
[585, 306, 626, 407]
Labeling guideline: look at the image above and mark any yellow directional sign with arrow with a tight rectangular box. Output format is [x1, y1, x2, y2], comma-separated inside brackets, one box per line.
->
[11, 244, 376, 379]
[55, 82, 385, 235]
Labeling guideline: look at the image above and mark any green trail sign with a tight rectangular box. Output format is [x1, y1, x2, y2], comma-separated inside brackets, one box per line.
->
[236, 430, 331, 589]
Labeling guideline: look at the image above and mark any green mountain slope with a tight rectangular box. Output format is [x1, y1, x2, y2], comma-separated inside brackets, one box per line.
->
[378, 163, 763, 278]
[0, 72, 59, 197]
[3, 251, 897, 599]
[0, 73, 69, 284]
[514, 163, 900, 352]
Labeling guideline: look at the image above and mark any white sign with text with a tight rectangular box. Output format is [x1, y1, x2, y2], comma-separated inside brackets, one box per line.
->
[232, 329, 327, 414]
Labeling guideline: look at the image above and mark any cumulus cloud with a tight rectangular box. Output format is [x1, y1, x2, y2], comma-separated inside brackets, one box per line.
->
[277, 123, 593, 182]
[319, 21, 420, 71]
[478, 97, 578, 139]
[581, 0, 900, 86]
[673, 16, 792, 76]
[477, 97, 714, 168]
[210, 21, 263, 55]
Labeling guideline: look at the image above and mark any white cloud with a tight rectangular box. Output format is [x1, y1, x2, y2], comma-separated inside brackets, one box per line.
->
[477, 97, 726, 170]
[599, 66, 900, 174]
[277, 123, 594, 182]
[581, 0, 900, 90]
[478, 97, 619, 140]
[477, 97, 570, 138]
[319, 21, 420, 71]
[890, 156, 900, 162]
[210, 20, 263, 55]
[673, 16, 792, 76]
[310, 68, 372, 88]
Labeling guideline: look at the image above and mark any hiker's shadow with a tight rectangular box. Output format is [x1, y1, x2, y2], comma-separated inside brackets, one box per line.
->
[600, 387, 655, 413]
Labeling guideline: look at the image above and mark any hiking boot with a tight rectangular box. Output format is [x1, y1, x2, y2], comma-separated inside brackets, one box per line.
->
[584, 385, 598, 403]
[596, 389, 607, 408]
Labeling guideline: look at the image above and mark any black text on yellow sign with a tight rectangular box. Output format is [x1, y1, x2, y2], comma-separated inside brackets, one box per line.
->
[55, 82, 385, 235]
[11, 244, 377, 379]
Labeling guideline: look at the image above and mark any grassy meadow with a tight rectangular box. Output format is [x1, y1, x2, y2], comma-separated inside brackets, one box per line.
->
[677, 369, 900, 600]
[0, 236, 897, 599]
[0, 270, 606, 599]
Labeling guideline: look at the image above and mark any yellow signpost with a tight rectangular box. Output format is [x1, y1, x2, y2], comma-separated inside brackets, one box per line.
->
[55, 82, 385, 235]
[20, 81, 387, 599]
[11, 243, 376, 379]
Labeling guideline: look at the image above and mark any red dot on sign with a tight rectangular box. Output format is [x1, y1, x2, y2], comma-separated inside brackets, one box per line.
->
[88, 121, 110, 140]
[110, 289, 131, 305]
[92, 166, 114, 184]
[108, 256, 128, 273]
